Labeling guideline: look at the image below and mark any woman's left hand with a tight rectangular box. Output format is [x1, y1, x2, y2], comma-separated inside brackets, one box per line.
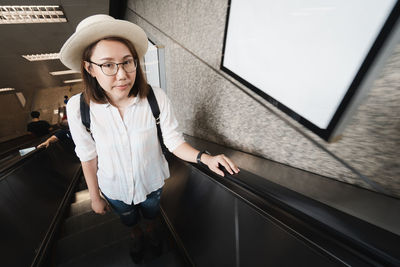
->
[37, 140, 50, 149]
[202, 154, 240, 176]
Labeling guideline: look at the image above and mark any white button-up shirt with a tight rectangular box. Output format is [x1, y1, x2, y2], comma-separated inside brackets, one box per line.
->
[66, 87, 185, 204]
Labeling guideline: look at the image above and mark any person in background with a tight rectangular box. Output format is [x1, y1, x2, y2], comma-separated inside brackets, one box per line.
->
[60, 14, 240, 263]
[64, 95, 69, 105]
[37, 128, 73, 149]
[27, 111, 52, 137]
[60, 113, 68, 128]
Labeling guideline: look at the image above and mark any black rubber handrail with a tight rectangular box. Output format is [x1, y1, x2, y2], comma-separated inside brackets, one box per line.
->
[0, 144, 44, 180]
[0, 128, 59, 160]
[192, 162, 400, 266]
[0, 130, 63, 179]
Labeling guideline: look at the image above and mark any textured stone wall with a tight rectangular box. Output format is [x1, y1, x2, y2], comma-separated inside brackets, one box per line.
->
[125, 0, 400, 198]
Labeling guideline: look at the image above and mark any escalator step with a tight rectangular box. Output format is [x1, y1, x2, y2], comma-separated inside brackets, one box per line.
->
[57, 235, 186, 267]
[57, 236, 132, 267]
[55, 185, 188, 266]
[73, 189, 90, 204]
[68, 198, 93, 217]
[55, 217, 130, 265]
[55, 209, 188, 266]
[59, 210, 118, 238]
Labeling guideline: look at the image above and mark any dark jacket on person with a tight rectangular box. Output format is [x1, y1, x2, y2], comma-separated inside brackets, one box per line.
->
[54, 129, 74, 148]
[27, 120, 51, 137]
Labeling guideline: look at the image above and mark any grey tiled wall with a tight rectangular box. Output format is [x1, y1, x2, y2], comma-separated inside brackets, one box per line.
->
[125, 0, 400, 198]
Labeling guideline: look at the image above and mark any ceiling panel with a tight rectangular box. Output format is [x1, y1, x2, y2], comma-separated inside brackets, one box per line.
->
[0, 0, 109, 103]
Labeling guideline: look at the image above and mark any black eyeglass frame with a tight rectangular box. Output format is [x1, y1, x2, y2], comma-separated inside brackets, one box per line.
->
[87, 59, 137, 76]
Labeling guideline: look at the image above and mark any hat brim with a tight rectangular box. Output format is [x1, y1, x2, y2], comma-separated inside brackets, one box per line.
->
[60, 20, 148, 71]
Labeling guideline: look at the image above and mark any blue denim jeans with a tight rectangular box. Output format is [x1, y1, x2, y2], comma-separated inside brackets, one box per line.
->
[102, 188, 162, 227]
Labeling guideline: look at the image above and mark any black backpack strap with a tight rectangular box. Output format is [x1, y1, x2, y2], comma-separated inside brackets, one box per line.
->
[147, 85, 169, 156]
[80, 93, 91, 134]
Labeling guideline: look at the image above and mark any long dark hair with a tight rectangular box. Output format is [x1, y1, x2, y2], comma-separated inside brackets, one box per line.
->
[80, 36, 148, 104]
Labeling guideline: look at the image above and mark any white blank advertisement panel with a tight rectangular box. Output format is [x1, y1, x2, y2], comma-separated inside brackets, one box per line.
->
[222, 0, 398, 140]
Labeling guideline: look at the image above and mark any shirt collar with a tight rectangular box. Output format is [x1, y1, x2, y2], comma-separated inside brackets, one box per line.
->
[103, 96, 140, 109]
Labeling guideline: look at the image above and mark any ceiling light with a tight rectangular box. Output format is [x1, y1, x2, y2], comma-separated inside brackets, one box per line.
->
[63, 79, 82, 84]
[16, 92, 26, 107]
[0, 87, 15, 92]
[0, 5, 67, 24]
[50, 70, 80, 76]
[22, 53, 59, 61]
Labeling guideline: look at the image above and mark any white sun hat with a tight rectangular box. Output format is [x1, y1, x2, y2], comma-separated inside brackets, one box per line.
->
[60, 14, 148, 71]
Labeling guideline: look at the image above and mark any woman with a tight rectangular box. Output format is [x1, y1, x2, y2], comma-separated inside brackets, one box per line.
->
[61, 14, 239, 261]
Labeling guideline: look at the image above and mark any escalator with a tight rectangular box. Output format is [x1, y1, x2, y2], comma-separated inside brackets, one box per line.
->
[0, 136, 188, 266]
[0, 137, 81, 267]
[159, 136, 400, 266]
[52, 176, 188, 266]
[1, 135, 399, 266]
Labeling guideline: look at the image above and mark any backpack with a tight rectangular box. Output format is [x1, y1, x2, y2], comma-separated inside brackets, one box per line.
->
[79, 84, 172, 159]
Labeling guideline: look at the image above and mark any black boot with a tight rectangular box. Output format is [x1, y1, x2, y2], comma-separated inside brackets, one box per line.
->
[145, 219, 163, 258]
[129, 225, 144, 263]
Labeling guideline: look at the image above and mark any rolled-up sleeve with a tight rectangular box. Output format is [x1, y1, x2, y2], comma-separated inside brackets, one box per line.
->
[66, 94, 97, 162]
[154, 88, 185, 152]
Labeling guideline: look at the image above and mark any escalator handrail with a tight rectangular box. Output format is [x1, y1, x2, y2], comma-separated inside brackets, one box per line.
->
[0, 133, 56, 179]
[191, 162, 400, 266]
[0, 129, 59, 159]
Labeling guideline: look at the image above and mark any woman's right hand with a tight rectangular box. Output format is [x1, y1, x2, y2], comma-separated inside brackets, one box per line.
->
[91, 198, 110, 215]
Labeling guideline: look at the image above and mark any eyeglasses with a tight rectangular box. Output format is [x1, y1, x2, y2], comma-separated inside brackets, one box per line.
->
[87, 58, 137, 76]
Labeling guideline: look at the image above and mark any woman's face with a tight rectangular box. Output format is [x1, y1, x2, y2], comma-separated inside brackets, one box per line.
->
[85, 39, 137, 103]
